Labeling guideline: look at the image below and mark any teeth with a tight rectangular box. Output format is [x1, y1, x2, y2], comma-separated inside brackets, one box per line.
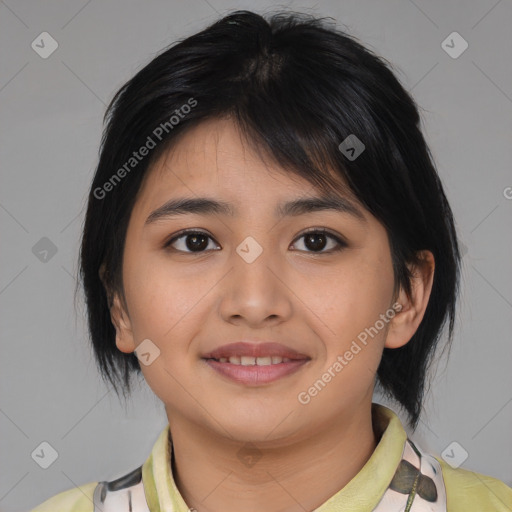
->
[220, 355, 290, 365]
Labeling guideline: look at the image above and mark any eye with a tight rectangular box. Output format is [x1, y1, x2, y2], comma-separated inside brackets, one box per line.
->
[290, 228, 347, 254]
[163, 229, 220, 253]
[163, 228, 347, 254]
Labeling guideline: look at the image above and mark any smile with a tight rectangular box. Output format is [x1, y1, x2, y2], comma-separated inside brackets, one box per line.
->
[210, 355, 293, 365]
[203, 356, 309, 385]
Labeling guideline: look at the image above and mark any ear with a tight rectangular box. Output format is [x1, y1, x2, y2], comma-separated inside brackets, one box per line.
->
[109, 293, 136, 354]
[99, 262, 136, 354]
[385, 250, 435, 349]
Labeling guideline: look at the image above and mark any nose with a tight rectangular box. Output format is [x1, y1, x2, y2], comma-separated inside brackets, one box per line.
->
[218, 241, 293, 328]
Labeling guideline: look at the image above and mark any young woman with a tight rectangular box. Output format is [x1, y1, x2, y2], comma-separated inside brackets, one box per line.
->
[30, 9, 512, 512]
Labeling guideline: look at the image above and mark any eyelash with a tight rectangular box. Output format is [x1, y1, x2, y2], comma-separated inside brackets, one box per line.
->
[162, 228, 347, 254]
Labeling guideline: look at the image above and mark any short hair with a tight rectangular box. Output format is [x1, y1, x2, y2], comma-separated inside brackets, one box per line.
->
[76, 9, 462, 429]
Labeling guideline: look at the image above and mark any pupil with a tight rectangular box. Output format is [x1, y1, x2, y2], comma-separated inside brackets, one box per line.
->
[184, 233, 327, 252]
[305, 233, 326, 251]
[186, 234, 208, 251]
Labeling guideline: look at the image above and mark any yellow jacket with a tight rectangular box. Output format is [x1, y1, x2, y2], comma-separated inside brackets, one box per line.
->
[29, 404, 512, 511]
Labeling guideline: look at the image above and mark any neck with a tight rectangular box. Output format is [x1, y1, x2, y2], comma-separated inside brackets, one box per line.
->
[166, 404, 378, 512]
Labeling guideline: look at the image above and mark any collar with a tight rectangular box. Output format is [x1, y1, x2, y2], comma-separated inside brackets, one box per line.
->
[141, 403, 446, 511]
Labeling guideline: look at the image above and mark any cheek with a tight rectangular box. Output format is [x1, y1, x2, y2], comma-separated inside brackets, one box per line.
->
[301, 251, 395, 385]
[308, 252, 394, 330]
[122, 252, 197, 343]
[122, 256, 206, 400]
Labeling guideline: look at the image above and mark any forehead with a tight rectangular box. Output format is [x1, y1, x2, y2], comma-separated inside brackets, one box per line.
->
[135, 117, 365, 218]
[147, 118, 307, 190]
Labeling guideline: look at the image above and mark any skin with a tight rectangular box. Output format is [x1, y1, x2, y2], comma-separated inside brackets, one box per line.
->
[107, 117, 435, 512]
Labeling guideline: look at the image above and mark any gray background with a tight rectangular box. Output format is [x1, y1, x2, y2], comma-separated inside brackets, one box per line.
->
[1, 1, 511, 511]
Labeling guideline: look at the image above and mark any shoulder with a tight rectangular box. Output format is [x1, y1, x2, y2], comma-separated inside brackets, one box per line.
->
[436, 457, 512, 511]
[29, 481, 98, 512]
[29, 465, 148, 512]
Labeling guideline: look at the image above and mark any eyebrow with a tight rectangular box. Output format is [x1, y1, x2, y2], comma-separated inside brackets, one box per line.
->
[144, 195, 367, 225]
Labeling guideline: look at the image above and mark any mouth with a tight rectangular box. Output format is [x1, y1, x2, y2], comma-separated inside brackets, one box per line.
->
[202, 342, 311, 385]
[207, 355, 296, 365]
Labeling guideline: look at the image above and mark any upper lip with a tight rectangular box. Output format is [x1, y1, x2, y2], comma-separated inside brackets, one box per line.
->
[202, 342, 310, 360]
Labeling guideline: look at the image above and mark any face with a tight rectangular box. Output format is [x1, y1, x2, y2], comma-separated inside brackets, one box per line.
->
[110, 117, 419, 445]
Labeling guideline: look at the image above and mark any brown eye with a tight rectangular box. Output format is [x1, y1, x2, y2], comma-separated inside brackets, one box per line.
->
[164, 230, 219, 253]
[290, 229, 347, 253]
[163, 228, 346, 255]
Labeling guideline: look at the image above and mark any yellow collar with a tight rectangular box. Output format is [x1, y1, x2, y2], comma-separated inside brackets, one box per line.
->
[141, 403, 413, 511]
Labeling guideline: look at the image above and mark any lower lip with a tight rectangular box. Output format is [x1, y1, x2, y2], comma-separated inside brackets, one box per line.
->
[203, 359, 309, 385]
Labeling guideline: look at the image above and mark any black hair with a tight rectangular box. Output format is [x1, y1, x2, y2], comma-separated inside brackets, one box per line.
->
[76, 9, 461, 429]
